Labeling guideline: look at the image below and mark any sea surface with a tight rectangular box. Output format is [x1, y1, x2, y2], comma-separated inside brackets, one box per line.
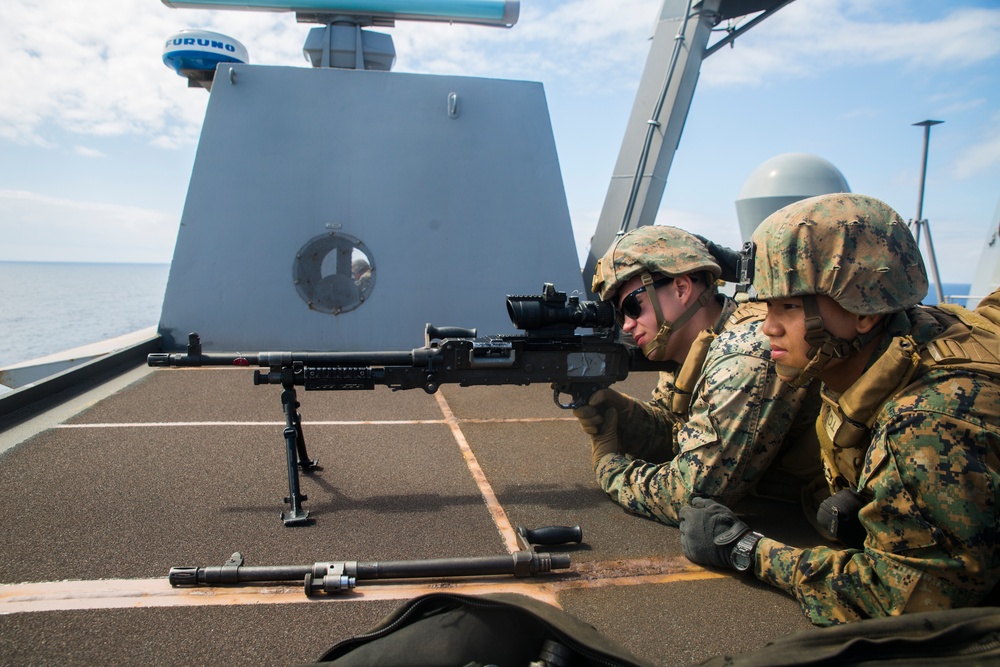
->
[0, 261, 974, 369]
[0, 262, 170, 368]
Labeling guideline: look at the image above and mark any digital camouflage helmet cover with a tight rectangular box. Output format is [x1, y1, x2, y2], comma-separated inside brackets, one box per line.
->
[592, 225, 722, 301]
[592, 226, 721, 359]
[749, 193, 928, 385]
[751, 193, 928, 315]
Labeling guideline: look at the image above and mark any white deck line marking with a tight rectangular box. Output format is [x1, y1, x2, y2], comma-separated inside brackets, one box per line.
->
[434, 392, 521, 554]
[53, 417, 575, 428]
[54, 421, 445, 428]
[0, 560, 724, 614]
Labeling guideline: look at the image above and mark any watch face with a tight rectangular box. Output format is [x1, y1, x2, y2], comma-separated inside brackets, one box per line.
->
[731, 532, 760, 572]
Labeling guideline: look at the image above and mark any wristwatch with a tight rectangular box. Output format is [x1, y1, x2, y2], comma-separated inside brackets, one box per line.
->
[730, 531, 763, 572]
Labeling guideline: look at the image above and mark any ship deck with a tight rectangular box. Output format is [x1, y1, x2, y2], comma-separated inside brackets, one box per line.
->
[0, 363, 824, 666]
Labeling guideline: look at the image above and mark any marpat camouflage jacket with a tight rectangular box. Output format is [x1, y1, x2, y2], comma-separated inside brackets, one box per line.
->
[595, 298, 821, 525]
[756, 307, 1000, 625]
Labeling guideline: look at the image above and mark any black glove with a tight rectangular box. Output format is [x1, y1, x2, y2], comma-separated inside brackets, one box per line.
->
[693, 234, 741, 283]
[816, 489, 867, 549]
[679, 497, 759, 571]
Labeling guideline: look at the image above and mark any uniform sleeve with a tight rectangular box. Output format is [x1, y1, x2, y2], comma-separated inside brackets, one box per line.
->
[612, 370, 680, 464]
[754, 374, 1000, 625]
[596, 321, 813, 525]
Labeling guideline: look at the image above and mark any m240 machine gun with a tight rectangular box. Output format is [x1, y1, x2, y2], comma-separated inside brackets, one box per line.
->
[148, 283, 665, 525]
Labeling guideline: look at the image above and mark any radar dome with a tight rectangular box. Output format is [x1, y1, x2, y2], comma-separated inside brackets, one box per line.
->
[163, 30, 248, 76]
[735, 153, 850, 242]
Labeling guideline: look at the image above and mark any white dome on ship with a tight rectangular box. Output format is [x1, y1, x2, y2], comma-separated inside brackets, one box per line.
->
[735, 153, 850, 242]
[162, 30, 248, 74]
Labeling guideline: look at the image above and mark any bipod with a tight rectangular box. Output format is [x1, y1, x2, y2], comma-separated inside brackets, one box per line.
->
[277, 364, 320, 526]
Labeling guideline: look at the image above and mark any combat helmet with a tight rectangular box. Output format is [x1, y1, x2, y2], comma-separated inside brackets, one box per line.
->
[750, 192, 928, 385]
[592, 225, 721, 359]
[592, 225, 722, 300]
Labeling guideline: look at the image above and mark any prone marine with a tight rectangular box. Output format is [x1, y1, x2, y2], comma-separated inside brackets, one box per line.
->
[679, 192, 1000, 625]
[577, 225, 822, 525]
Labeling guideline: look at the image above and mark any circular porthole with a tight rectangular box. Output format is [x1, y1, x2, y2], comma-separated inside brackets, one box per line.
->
[293, 232, 375, 314]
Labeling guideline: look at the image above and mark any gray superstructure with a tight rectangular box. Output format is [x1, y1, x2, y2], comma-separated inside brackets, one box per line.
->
[159, 7, 580, 352]
[159, 62, 581, 351]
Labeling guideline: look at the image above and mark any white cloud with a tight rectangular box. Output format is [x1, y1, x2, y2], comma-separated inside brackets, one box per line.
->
[390, 0, 652, 93]
[952, 112, 1000, 179]
[0, 190, 178, 263]
[73, 146, 107, 158]
[700, 1, 1000, 86]
[0, 0, 309, 147]
[3, 0, 998, 149]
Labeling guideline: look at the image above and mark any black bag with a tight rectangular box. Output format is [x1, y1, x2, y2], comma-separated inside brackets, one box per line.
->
[310, 593, 1000, 667]
[311, 592, 656, 667]
[696, 606, 1000, 666]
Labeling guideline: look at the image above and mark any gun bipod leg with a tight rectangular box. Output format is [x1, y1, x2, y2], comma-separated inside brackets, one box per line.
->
[279, 386, 314, 526]
[291, 408, 319, 473]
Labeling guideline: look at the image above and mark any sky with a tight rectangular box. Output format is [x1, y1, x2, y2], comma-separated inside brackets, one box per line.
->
[1, 0, 999, 284]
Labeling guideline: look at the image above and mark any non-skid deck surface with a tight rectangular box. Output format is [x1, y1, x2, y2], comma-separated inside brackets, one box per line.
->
[0, 366, 819, 666]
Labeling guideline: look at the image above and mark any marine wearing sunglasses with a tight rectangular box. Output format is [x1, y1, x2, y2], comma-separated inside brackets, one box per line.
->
[614, 277, 674, 326]
[613, 271, 714, 362]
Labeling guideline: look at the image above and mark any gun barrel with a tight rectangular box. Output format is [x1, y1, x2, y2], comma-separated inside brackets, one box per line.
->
[147, 352, 263, 367]
[351, 551, 571, 580]
[148, 350, 418, 369]
[169, 551, 571, 591]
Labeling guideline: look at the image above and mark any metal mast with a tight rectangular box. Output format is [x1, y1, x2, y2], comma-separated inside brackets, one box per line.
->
[910, 119, 945, 305]
[581, 0, 796, 297]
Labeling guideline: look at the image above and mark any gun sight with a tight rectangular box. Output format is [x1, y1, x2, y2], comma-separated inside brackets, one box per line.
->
[507, 283, 614, 332]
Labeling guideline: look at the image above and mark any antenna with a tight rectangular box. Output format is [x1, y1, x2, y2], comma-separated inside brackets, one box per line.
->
[162, 1, 519, 81]
[909, 119, 945, 305]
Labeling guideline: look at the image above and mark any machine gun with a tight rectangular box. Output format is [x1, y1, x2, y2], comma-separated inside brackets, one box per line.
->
[148, 283, 665, 525]
[168, 524, 581, 596]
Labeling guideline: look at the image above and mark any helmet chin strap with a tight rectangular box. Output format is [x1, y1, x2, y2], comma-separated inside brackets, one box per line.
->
[640, 272, 715, 359]
[778, 296, 883, 388]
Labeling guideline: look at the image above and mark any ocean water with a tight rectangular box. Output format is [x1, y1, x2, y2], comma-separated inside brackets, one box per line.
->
[0, 262, 975, 370]
[923, 283, 975, 307]
[0, 262, 170, 368]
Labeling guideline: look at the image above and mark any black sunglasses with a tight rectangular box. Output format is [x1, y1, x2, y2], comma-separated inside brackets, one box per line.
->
[615, 277, 673, 325]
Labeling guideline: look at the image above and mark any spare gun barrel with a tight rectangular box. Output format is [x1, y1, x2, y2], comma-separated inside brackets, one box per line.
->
[168, 551, 572, 596]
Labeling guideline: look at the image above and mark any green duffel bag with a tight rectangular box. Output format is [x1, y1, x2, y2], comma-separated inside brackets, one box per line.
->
[308, 592, 656, 667]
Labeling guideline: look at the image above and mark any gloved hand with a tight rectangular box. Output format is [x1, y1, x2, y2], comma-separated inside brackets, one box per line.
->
[572, 389, 634, 436]
[679, 497, 754, 570]
[816, 489, 867, 549]
[693, 234, 741, 283]
[590, 408, 619, 470]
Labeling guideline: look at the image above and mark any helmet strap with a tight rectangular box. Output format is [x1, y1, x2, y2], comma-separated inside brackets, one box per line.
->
[640, 273, 715, 359]
[779, 296, 885, 388]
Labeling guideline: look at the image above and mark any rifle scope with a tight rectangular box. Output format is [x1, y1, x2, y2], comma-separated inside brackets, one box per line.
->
[507, 283, 614, 331]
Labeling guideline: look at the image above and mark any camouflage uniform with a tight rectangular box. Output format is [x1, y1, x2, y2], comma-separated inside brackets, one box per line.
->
[748, 193, 1000, 625]
[756, 305, 1000, 624]
[590, 226, 822, 526]
[596, 313, 821, 525]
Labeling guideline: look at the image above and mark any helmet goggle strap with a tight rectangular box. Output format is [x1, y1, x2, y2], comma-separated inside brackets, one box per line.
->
[776, 295, 885, 388]
[640, 272, 715, 359]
